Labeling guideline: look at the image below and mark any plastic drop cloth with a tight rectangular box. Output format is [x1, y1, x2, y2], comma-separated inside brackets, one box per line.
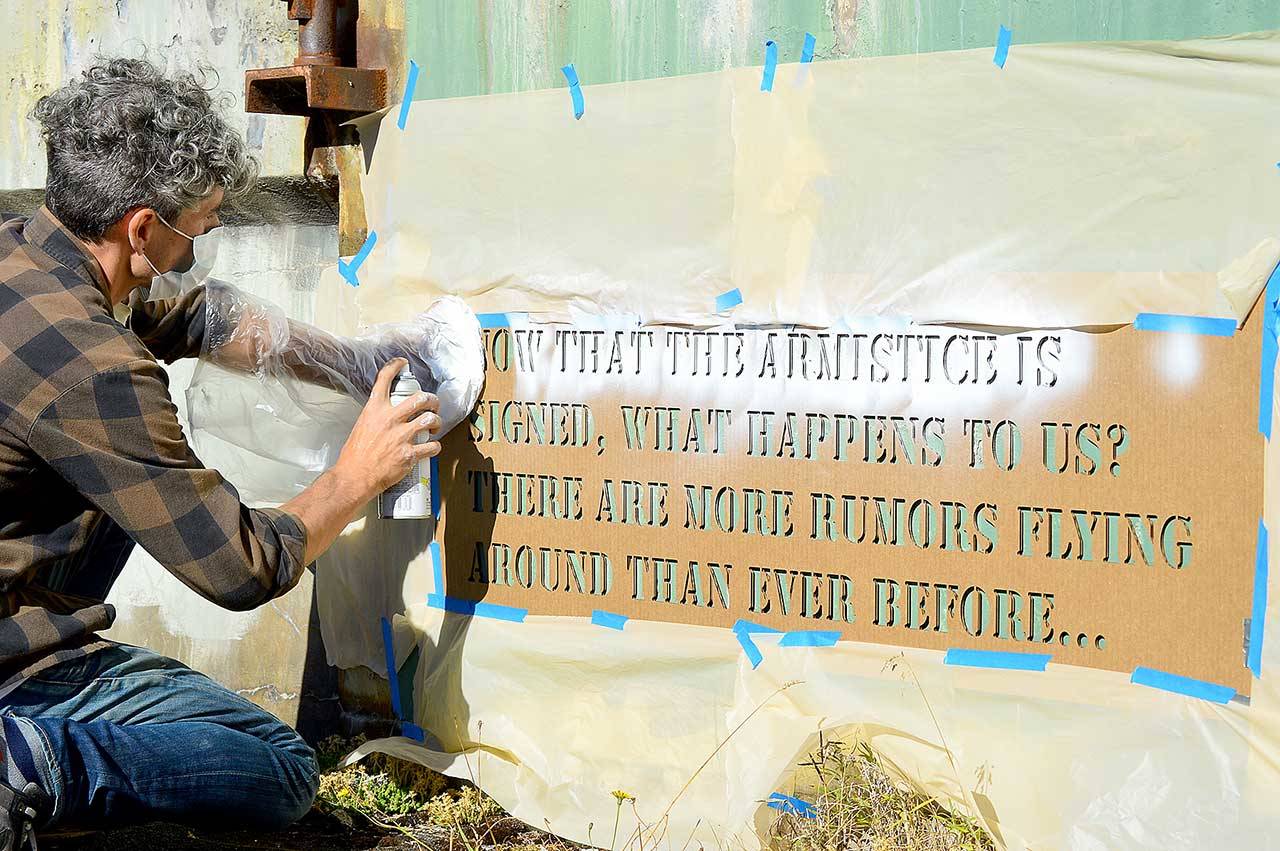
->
[187, 280, 484, 504]
[188, 30, 1280, 851]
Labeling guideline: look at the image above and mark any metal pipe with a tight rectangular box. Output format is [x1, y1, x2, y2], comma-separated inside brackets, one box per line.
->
[294, 0, 358, 67]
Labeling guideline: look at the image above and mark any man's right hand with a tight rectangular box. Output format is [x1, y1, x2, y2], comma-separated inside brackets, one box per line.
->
[334, 358, 442, 497]
[282, 358, 443, 567]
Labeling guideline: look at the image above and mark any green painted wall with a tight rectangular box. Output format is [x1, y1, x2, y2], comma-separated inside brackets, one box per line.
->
[405, 0, 1278, 100]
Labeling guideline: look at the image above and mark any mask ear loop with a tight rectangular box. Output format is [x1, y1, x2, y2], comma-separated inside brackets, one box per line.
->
[129, 227, 164, 279]
[154, 212, 197, 243]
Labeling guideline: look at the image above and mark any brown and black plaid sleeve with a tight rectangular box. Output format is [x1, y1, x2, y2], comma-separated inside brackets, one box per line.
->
[125, 284, 208, 363]
[0, 207, 309, 692]
[26, 358, 309, 611]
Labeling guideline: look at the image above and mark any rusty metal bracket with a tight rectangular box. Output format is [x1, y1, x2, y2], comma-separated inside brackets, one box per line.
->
[245, 0, 386, 120]
[245, 0, 385, 252]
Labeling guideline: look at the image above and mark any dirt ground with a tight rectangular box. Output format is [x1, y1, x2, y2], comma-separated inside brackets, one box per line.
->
[39, 733, 992, 851]
[42, 810, 569, 851]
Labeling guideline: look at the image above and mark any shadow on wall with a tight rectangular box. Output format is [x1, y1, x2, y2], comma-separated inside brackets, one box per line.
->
[317, 426, 496, 749]
[428, 433, 496, 751]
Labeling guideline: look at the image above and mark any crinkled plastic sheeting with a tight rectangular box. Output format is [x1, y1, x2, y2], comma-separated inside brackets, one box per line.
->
[200, 32, 1280, 850]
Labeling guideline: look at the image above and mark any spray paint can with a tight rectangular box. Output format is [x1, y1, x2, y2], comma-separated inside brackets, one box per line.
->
[379, 364, 431, 520]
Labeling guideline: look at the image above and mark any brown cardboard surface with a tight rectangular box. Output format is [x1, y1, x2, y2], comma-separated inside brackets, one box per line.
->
[435, 308, 1263, 694]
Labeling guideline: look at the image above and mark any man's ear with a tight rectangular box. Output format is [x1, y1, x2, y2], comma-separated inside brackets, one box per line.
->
[121, 207, 157, 252]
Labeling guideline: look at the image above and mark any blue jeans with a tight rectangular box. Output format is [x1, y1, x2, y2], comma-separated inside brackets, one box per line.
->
[0, 642, 318, 830]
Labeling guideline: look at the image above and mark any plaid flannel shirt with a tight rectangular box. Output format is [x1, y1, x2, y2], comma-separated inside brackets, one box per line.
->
[0, 207, 309, 693]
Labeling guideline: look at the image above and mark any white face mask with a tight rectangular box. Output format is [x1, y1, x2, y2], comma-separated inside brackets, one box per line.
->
[135, 212, 222, 301]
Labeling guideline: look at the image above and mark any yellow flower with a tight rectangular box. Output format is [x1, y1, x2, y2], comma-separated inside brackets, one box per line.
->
[611, 789, 635, 802]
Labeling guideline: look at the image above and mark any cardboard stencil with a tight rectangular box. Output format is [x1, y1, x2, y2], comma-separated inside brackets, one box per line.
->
[436, 302, 1265, 695]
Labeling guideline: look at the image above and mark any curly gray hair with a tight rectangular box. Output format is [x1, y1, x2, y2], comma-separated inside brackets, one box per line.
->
[32, 57, 258, 241]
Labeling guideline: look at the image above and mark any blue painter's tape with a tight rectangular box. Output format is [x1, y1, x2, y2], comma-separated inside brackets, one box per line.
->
[478, 313, 510, 329]
[800, 32, 816, 63]
[1250, 520, 1269, 677]
[430, 540, 443, 595]
[715, 288, 744, 313]
[1131, 666, 1236, 704]
[736, 631, 764, 668]
[733, 620, 781, 669]
[397, 60, 420, 130]
[778, 630, 840, 647]
[591, 610, 629, 630]
[733, 619, 782, 636]
[767, 792, 816, 819]
[425, 544, 526, 621]
[1133, 313, 1236, 337]
[468, 601, 528, 621]
[380, 616, 403, 719]
[993, 25, 1012, 68]
[944, 648, 1051, 671]
[429, 455, 440, 518]
[760, 40, 778, 91]
[338, 230, 378, 287]
[402, 722, 425, 742]
[1259, 260, 1280, 438]
[427, 593, 528, 622]
[561, 63, 585, 119]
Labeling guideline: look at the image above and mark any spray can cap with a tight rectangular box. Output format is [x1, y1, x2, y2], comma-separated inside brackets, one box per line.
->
[393, 362, 420, 394]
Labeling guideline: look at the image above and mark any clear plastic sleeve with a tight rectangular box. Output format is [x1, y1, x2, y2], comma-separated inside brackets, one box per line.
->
[186, 279, 484, 502]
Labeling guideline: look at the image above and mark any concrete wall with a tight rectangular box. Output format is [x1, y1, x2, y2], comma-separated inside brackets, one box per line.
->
[1, 0, 305, 189]
[405, 0, 1279, 100]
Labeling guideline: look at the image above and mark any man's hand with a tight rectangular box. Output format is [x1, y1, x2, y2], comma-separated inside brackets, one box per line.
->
[281, 358, 442, 566]
[334, 358, 442, 494]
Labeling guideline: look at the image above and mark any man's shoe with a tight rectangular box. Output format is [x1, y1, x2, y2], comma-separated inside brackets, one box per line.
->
[0, 780, 48, 851]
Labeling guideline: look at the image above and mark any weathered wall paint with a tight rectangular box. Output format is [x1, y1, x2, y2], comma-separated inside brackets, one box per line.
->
[405, 0, 1279, 100]
[1, 0, 304, 189]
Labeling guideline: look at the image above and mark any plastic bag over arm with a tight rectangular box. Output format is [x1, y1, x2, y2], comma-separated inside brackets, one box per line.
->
[199, 279, 486, 439]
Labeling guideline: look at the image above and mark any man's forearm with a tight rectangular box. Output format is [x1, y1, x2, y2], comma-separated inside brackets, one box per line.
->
[282, 465, 373, 566]
[203, 281, 377, 398]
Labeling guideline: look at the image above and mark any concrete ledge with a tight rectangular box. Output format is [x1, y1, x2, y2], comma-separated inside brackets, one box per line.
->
[0, 175, 339, 227]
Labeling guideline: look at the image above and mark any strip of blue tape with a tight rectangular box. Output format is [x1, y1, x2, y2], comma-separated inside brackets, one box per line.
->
[561, 63, 585, 119]
[778, 630, 840, 647]
[760, 40, 778, 91]
[800, 32, 816, 63]
[427, 593, 529, 622]
[944, 648, 1051, 671]
[380, 615, 403, 719]
[715, 288, 744, 312]
[430, 540, 443, 595]
[733, 620, 781, 669]
[1133, 313, 1237, 337]
[767, 793, 816, 819]
[338, 230, 378, 287]
[426, 542, 526, 621]
[429, 456, 440, 518]
[993, 25, 1012, 68]
[591, 610, 629, 630]
[477, 313, 510, 329]
[736, 632, 764, 668]
[1250, 520, 1269, 677]
[1259, 260, 1280, 438]
[402, 722, 425, 742]
[733, 619, 782, 636]
[1131, 666, 1236, 704]
[397, 60, 420, 130]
